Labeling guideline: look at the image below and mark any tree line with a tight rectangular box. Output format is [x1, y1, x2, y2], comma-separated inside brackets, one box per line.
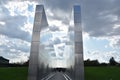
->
[84, 57, 120, 66]
[0, 57, 120, 67]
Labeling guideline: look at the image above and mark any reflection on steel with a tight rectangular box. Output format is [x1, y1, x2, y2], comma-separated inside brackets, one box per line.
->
[28, 5, 84, 80]
[28, 5, 48, 80]
[41, 72, 72, 80]
[74, 5, 84, 80]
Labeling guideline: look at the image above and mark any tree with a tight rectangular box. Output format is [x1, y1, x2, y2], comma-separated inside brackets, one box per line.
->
[109, 57, 118, 66]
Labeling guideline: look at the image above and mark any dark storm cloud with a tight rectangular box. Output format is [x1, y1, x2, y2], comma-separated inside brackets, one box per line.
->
[42, 0, 120, 48]
[44, 0, 80, 12]
[80, 0, 120, 48]
[1, 0, 120, 62]
[0, 15, 31, 42]
[35, 0, 120, 38]
[0, 1, 31, 42]
[82, 0, 120, 37]
[42, 0, 81, 26]
[3, 0, 120, 38]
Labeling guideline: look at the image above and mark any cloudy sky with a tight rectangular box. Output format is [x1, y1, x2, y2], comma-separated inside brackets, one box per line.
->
[0, 0, 120, 63]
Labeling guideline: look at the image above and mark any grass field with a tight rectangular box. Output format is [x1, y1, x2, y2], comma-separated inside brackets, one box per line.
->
[0, 67, 120, 80]
[85, 67, 120, 80]
[0, 67, 28, 80]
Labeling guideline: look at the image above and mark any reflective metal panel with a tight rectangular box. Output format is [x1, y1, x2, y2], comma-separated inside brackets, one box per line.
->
[74, 24, 82, 31]
[28, 5, 48, 80]
[36, 5, 43, 13]
[75, 32, 82, 42]
[74, 5, 84, 80]
[40, 10, 48, 27]
[30, 42, 39, 52]
[33, 22, 41, 32]
[32, 32, 40, 42]
[75, 54, 84, 80]
[74, 14, 81, 23]
[74, 5, 81, 14]
[34, 12, 42, 22]
[28, 4, 84, 80]
[75, 42, 83, 53]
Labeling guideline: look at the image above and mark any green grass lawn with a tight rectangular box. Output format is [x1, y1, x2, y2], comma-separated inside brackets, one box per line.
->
[0, 67, 28, 80]
[0, 67, 120, 80]
[85, 66, 120, 80]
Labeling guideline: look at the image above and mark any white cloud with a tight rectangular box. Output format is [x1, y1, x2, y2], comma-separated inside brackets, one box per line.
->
[0, 1, 36, 43]
[0, 0, 120, 63]
[96, 36, 120, 49]
[0, 21, 5, 25]
[9, 52, 29, 63]
[84, 50, 120, 63]
[48, 20, 68, 32]
[108, 36, 120, 49]
[21, 22, 33, 35]
[113, 24, 120, 29]
[83, 32, 90, 40]
[82, 0, 120, 38]
[0, 35, 30, 62]
[4, 1, 36, 16]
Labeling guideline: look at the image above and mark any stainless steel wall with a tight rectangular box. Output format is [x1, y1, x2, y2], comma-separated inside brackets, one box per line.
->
[28, 4, 84, 80]
[28, 5, 48, 80]
[74, 5, 84, 80]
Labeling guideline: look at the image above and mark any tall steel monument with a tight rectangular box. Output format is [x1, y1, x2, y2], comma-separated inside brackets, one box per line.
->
[28, 5, 84, 80]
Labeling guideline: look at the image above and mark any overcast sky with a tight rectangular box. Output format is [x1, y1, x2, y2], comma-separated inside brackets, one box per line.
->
[0, 0, 120, 63]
